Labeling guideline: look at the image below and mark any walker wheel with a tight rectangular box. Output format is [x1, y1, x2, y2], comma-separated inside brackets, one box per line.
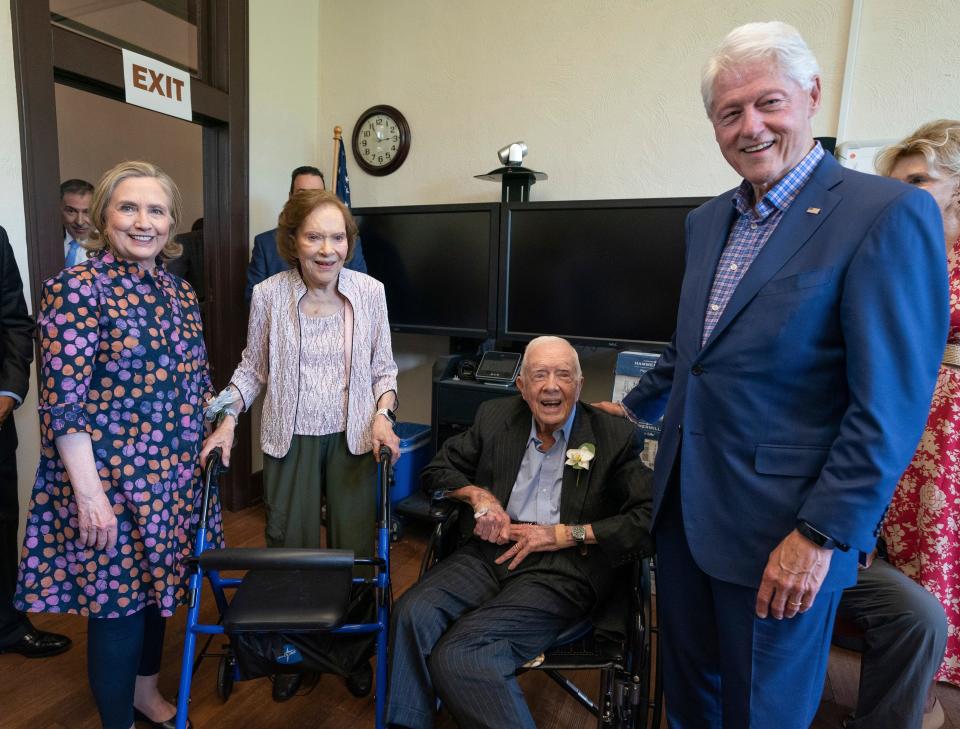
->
[217, 654, 236, 702]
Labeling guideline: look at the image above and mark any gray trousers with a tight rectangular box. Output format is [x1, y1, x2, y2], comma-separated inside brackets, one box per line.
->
[386, 544, 593, 729]
[836, 557, 947, 729]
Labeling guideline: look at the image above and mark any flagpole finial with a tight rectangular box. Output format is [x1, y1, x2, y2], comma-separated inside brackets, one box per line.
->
[333, 126, 342, 140]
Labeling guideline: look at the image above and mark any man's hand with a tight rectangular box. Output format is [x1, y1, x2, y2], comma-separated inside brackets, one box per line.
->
[756, 529, 833, 620]
[591, 400, 626, 418]
[0, 395, 15, 426]
[471, 492, 511, 545]
[494, 523, 562, 570]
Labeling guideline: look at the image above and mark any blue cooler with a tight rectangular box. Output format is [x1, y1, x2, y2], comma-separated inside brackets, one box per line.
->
[390, 422, 434, 504]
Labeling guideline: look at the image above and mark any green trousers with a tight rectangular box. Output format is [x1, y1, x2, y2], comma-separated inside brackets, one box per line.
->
[262, 432, 376, 560]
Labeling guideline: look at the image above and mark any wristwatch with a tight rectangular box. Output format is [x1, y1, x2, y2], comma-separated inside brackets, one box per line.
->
[796, 520, 849, 552]
[570, 524, 588, 556]
[375, 407, 397, 426]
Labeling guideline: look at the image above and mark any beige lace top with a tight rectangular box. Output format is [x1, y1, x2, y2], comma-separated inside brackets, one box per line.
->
[294, 307, 348, 436]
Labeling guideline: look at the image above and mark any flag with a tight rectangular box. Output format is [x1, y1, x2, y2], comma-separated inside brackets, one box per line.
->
[336, 136, 367, 272]
[336, 139, 351, 208]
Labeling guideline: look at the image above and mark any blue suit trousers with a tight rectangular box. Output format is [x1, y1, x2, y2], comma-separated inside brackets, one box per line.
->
[656, 484, 839, 729]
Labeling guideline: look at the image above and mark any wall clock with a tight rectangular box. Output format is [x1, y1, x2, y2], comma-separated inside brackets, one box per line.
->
[352, 105, 411, 176]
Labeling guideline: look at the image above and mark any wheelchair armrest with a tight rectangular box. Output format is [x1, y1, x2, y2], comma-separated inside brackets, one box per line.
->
[430, 498, 459, 523]
[198, 547, 355, 572]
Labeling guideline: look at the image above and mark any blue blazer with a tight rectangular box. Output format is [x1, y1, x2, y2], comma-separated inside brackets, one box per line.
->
[244, 227, 368, 303]
[623, 153, 949, 593]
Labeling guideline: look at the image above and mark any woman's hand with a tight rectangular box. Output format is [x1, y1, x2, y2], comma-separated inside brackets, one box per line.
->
[371, 415, 401, 464]
[76, 492, 118, 551]
[201, 415, 236, 467]
[55, 431, 117, 551]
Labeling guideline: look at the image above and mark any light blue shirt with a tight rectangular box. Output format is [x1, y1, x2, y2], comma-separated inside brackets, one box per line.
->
[505, 406, 577, 524]
[0, 391, 22, 406]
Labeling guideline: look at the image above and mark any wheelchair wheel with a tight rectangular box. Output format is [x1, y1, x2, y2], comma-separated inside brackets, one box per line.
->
[390, 514, 404, 542]
[217, 654, 236, 702]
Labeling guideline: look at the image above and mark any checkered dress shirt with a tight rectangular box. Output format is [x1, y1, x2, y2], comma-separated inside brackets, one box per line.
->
[701, 142, 825, 345]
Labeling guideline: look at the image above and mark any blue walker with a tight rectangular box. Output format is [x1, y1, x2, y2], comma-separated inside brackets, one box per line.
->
[175, 446, 394, 728]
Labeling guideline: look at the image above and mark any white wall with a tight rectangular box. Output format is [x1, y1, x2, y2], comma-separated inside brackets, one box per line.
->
[249, 0, 323, 245]
[843, 0, 960, 141]
[315, 0, 855, 206]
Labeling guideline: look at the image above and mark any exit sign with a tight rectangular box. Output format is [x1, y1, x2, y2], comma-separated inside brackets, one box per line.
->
[121, 49, 192, 122]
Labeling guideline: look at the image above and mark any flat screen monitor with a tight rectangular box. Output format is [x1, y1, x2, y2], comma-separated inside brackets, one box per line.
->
[499, 198, 708, 348]
[353, 204, 499, 337]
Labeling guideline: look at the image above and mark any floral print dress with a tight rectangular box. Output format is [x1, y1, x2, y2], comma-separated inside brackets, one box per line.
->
[883, 239, 960, 685]
[15, 253, 222, 619]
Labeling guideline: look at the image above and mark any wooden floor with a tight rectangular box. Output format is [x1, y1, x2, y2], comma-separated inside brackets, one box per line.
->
[1, 503, 958, 729]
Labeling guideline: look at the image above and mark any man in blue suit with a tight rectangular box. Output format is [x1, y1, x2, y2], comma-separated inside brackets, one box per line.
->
[597, 21, 949, 728]
[245, 165, 367, 303]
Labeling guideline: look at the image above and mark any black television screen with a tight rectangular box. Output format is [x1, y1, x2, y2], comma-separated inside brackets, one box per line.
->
[354, 204, 499, 337]
[500, 198, 708, 348]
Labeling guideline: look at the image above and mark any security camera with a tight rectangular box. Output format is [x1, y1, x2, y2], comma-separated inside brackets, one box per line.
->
[497, 142, 528, 166]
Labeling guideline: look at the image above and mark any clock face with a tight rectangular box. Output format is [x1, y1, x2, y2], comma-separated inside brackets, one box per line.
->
[352, 105, 410, 176]
[358, 113, 400, 167]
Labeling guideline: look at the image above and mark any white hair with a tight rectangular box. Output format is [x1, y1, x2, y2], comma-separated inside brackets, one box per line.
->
[701, 21, 820, 117]
[522, 336, 582, 378]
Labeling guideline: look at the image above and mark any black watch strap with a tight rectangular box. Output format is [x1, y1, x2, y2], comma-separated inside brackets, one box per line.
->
[570, 524, 588, 556]
[796, 520, 849, 552]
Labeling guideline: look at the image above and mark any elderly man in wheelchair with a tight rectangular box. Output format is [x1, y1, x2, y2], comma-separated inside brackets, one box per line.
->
[386, 336, 654, 729]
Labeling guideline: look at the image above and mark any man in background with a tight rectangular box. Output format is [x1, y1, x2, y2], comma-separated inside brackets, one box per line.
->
[59, 179, 94, 268]
[245, 165, 367, 302]
[0, 225, 71, 658]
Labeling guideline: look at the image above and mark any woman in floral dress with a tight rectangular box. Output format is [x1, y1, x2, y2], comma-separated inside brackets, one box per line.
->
[880, 120, 960, 689]
[14, 160, 220, 729]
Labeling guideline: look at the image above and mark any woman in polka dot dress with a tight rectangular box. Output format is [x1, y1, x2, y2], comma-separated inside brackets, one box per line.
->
[14, 160, 221, 729]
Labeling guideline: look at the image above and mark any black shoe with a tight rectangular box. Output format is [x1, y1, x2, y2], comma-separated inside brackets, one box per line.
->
[132, 707, 192, 729]
[345, 661, 373, 698]
[272, 672, 303, 702]
[0, 628, 71, 658]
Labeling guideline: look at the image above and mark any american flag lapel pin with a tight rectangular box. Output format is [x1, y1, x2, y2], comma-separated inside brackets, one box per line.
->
[806, 207, 821, 215]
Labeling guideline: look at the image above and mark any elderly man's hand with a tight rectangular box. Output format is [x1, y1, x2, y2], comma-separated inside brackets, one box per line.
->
[756, 529, 833, 620]
[469, 489, 511, 545]
[494, 523, 562, 570]
[0, 395, 15, 427]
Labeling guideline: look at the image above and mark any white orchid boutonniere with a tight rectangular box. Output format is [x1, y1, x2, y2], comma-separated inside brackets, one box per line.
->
[566, 443, 595, 486]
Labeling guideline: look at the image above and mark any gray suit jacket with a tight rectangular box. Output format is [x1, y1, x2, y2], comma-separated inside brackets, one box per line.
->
[422, 396, 653, 637]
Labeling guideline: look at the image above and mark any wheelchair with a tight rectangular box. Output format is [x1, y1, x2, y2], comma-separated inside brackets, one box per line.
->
[412, 495, 664, 729]
[174, 446, 395, 729]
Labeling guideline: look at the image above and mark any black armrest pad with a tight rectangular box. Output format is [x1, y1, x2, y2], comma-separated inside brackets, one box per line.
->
[199, 548, 355, 572]
[395, 491, 460, 523]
